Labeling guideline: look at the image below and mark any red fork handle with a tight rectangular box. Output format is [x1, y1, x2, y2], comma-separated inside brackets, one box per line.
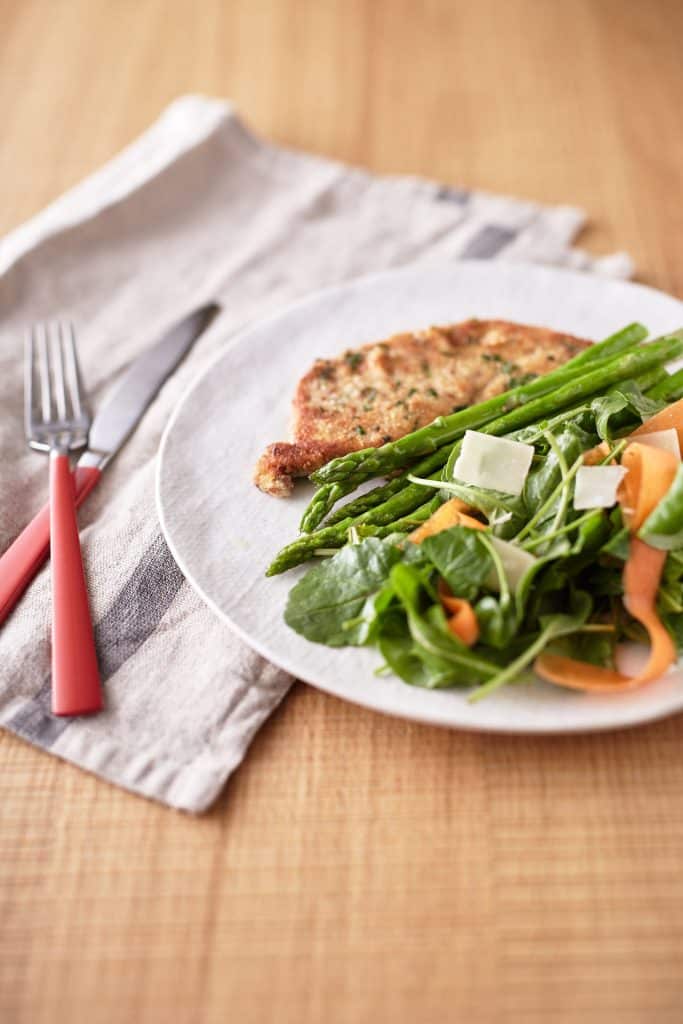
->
[0, 464, 102, 627]
[49, 454, 102, 716]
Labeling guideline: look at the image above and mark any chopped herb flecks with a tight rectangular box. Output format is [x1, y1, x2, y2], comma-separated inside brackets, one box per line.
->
[507, 372, 539, 389]
[345, 351, 364, 371]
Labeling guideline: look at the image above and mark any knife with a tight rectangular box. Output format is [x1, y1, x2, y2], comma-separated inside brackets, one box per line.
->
[0, 303, 219, 624]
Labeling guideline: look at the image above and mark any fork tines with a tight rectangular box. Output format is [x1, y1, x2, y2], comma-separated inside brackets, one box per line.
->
[25, 322, 89, 452]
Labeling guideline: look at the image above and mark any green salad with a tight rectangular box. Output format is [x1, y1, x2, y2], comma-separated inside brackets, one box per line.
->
[267, 323, 683, 699]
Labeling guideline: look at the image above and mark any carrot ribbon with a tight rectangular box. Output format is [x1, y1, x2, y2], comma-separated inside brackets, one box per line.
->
[437, 579, 480, 646]
[409, 497, 487, 543]
[409, 498, 485, 645]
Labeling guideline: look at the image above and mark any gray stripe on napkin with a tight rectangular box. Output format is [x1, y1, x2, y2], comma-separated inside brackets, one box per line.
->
[434, 185, 471, 205]
[7, 534, 184, 745]
[94, 534, 185, 678]
[460, 224, 517, 258]
[5, 677, 64, 746]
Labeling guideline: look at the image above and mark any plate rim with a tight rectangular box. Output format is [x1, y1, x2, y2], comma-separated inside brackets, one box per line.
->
[156, 259, 683, 734]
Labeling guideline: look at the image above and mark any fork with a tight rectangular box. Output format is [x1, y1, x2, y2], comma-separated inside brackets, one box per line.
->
[26, 322, 102, 716]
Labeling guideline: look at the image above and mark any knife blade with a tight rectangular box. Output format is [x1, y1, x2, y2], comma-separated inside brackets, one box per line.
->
[0, 303, 219, 624]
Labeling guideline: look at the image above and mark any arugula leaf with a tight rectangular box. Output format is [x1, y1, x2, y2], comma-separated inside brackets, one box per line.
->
[585, 565, 624, 596]
[662, 612, 683, 653]
[537, 589, 593, 636]
[284, 537, 402, 646]
[468, 589, 592, 701]
[523, 422, 596, 513]
[515, 539, 570, 618]
[568, 510, 611, 555]
[549, 629, 616, 668]
[474, 594, 516, 648]
[664, 549, 683, 583]
[639, 463, 683, 551]
[389, 563, 497, 682]
[420, 526, 493, 601]
[377, 614, 462, 689]
[591, 380, 663, 440]
[438, 477, 526, 522]
[657, 580, 683, 614]
[600, 532, 630, 562]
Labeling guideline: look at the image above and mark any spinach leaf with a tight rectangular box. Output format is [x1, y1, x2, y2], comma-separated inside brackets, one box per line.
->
[420, 526, 493, 601]
[639, 463, 683, 551]
[343, 581, 398, 645]
[284, 537, 402, 646]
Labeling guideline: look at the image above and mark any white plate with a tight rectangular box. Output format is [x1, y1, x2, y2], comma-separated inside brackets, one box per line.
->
[157, 261, 683, 733]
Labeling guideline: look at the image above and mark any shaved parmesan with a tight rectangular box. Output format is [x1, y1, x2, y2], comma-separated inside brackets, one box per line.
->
[633, 428, 681, 460]
[453, 431, 534, 496]
[485, 537, 537, 592]
[574, 465, 627, 510]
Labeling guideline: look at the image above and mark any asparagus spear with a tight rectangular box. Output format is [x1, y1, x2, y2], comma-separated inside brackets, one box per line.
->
[646, 365, 683, 401]
[268, 337, 683, 575]
[267, 495, 444, 577]
[319, 364, 676, 542]
[300, 324, 649, 531]
[317, 337, 679, 520]
[373, 496, 442, 535]
[266, 518, 356, 575]
[302, 455, 451, 533]
[299, 482, 352, 534]
[319, 368, 670, 531]
[322, 448, 448, 528]
[267, 475, 444, 575]
[310, 323, 648, 486]
[437, 336, 681, 471]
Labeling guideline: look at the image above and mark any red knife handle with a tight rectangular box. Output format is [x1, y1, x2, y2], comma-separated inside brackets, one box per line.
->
[50, 453, 102, 716]
[0, 465, 102, 626]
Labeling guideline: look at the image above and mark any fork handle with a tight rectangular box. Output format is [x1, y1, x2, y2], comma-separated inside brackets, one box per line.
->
[0, 466, 101, 626]
[50, 453, 102, 716]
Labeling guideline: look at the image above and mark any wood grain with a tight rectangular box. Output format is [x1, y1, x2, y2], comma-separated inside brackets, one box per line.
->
[2, 1, 683, 1021]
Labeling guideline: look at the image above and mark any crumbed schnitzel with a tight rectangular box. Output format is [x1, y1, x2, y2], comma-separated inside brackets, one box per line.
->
[254, 319, 590, 496]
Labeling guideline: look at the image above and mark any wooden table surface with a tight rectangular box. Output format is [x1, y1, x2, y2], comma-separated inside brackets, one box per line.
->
[2, 1, 683, 1021]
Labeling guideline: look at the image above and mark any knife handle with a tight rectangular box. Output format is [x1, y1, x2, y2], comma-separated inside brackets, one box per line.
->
[50, 453, 102, 716]
[0, 465, 102, 626]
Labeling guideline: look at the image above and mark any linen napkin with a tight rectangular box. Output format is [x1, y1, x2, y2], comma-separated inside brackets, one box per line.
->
[0, 95, 632, 812]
